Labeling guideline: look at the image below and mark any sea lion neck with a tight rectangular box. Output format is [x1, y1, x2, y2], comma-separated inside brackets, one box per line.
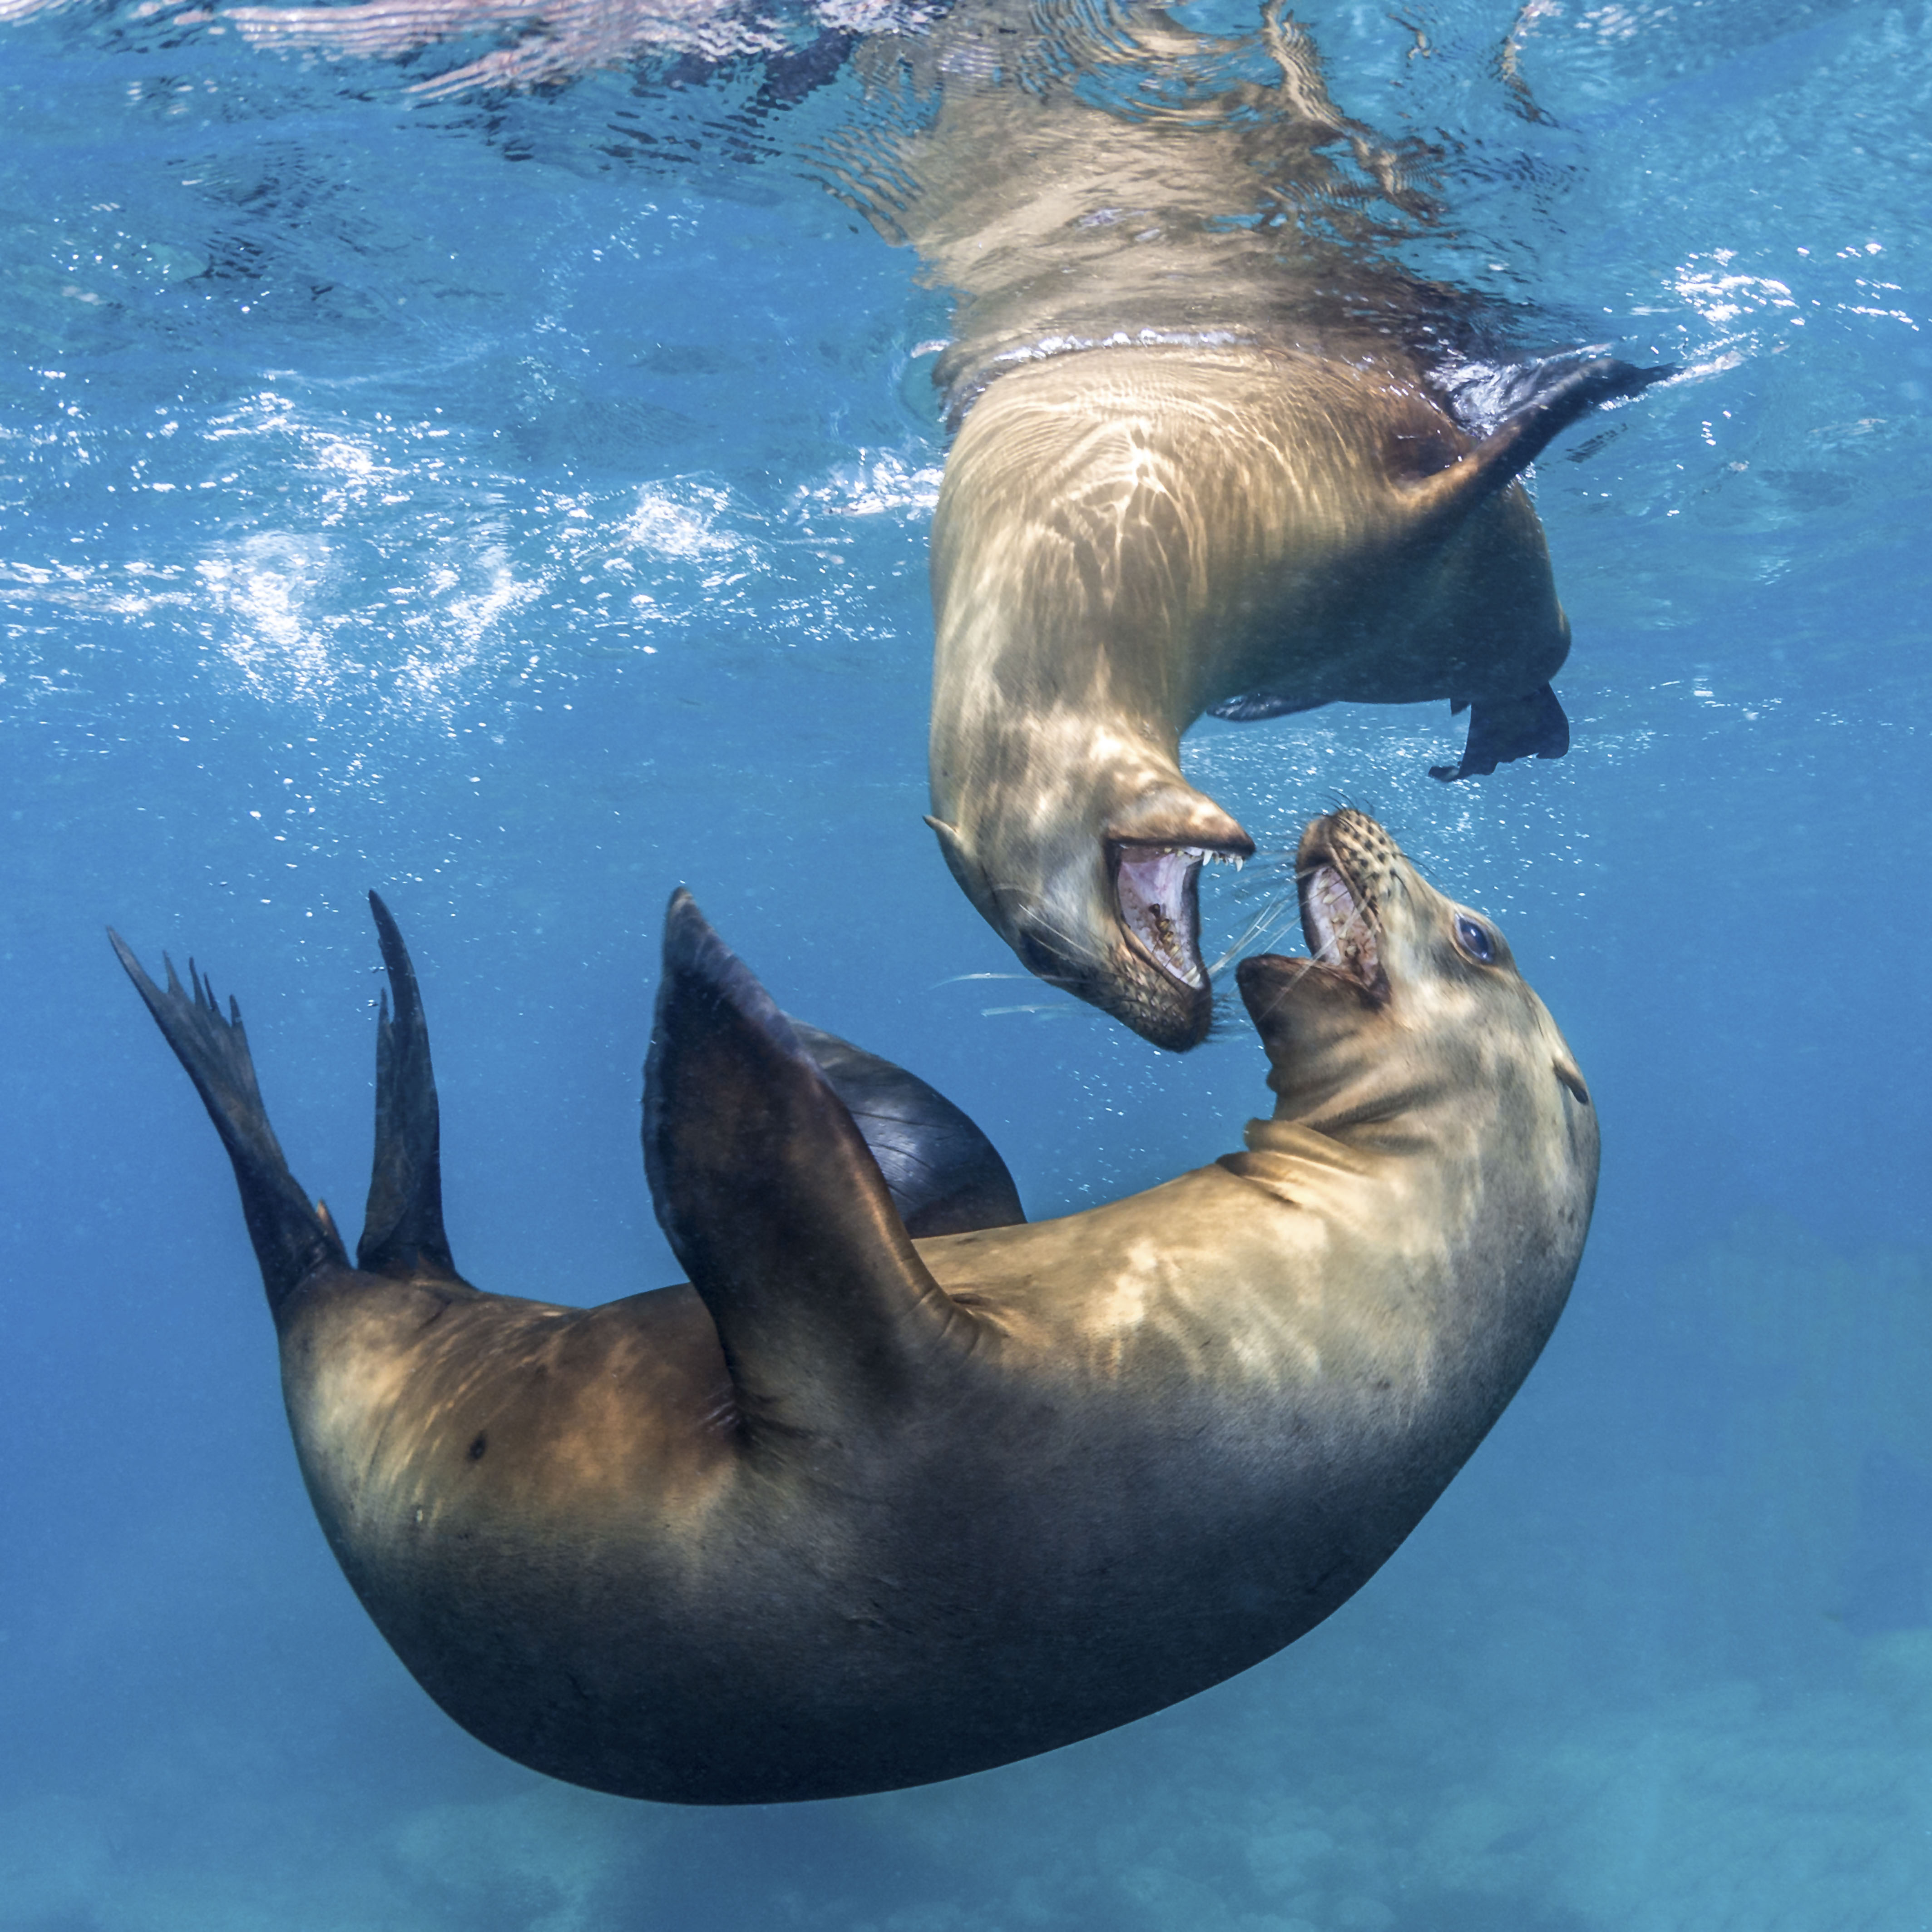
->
[929, 359, 1242, 737]
[1246, 986, 1448, 1144]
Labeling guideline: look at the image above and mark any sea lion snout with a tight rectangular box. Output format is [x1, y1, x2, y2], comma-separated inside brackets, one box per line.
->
[1238, 810, 1586, 1137]
[931, 773, 1250, 1052]
[1235, 813, 1403, 1078]
[1104, 782, 1252, 859]
[1289, 809, 1530, 995]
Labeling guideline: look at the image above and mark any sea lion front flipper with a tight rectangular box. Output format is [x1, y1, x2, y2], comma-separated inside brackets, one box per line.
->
[110, 932, 347, 1314]
[787, 1020, 1025, 1237]
[1428, 683, 1570, 782]
[1408, 356, 1673, 526]
[643, 892, 976, 1432]
[1206, 691, 1313, 724]
[357, 894, 464, 1286]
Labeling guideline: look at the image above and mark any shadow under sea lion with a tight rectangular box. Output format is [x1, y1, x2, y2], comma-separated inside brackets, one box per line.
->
[826, 0, 1669, 1048]
[114, 810, 1596, 1804]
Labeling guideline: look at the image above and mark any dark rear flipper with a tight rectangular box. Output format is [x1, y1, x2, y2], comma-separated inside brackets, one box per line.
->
[358, 893, 464, 1286]
[110, 932, 347, 1316]
[789, 1021, 1023, 1237]
[1437, 349, 1675, 447]
[1429, 682, 1570, 782]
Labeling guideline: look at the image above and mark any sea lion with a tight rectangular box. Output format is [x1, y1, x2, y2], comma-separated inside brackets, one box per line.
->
[828, 0, 1668, 1048]
[114, 808, 1596, 1804]
[926, 343, 1660, 1048]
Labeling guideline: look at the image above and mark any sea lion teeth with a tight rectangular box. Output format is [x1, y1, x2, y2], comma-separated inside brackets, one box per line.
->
[1303, 862, 1356, 958]
[113, 810, 1596, 1807]
[1106, 844, 1246, 988]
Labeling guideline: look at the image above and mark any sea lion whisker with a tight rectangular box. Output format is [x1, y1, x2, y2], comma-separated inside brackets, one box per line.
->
[981, 884, 1110, 977]
[978, 1001, 1088, 1019]
[1206, 890, 1300, 978]
[929, 970, 1052, 988]
[1220, 856, 1304, 910]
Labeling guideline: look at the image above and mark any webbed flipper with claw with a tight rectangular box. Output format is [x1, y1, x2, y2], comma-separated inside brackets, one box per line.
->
[1430, 682, 1571, 782]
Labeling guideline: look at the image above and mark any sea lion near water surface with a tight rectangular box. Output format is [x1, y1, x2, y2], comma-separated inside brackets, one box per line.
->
[826, 0, 1670, 1048]
[113, 809, 1596, 1804]
[115, 0, 1659, 1053]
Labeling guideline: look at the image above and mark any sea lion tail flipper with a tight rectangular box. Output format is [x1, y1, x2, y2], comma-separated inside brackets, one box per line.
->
[643, 891, 974, 1433]
[786, 1019, 1024, 1237]
[1428, 683, 1570, 782]
[358, 893, 464, 1285]
[109, 931, 348, 1313]
[1407, 356, 1674, 525]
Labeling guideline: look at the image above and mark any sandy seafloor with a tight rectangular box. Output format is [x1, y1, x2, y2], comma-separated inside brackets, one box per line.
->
[4, 0, 1932, 1926]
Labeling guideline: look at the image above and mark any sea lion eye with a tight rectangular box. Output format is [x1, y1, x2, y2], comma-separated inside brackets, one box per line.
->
[1454, 916, 1495, 964]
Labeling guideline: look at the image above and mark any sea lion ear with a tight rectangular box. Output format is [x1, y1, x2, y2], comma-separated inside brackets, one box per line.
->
[925, 815, 982, 895]
[1407, 355, 1673, 526]
[643, 892, 970, 1428]
[786, 1020, 1025, 1237]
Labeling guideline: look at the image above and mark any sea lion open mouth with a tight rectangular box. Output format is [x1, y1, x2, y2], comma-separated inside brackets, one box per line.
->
[1113, 842, 1244, 991]
[1297, 851, 1387, 998]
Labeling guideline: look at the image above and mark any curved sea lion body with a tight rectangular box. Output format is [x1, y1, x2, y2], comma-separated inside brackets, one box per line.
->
[925, 341, 1649, 1047]
[116, 810, 1596, 1804]
[835, 0, 1665, 1047]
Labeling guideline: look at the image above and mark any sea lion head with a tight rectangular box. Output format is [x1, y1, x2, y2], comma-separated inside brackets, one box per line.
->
[929, 769, 1252, 1053]
[1237, 809, 1594, 1147]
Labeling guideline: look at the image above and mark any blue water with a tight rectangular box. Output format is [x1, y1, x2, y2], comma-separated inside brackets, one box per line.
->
[4, 0, 1932, 1924]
